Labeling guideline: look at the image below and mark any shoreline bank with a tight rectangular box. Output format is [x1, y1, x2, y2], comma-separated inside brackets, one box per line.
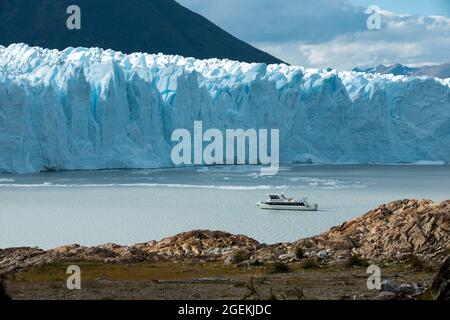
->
[2, 199, 449, 275]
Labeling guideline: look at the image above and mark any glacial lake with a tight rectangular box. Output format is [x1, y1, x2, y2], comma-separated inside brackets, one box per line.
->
[1, 165, 449, 249]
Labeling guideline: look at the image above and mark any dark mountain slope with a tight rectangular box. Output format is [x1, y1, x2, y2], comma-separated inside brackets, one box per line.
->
[0, 0, 283, 64]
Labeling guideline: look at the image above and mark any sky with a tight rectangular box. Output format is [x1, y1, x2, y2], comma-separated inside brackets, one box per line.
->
[351, 0, 450, 16]
[177, 0, 450, 70]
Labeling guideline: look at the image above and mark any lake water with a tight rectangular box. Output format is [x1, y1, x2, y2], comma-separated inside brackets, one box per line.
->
[1, 165, 449, 249]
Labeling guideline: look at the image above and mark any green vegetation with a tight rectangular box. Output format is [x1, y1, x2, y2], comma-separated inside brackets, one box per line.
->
[415, 288, 435, 301]
[243, 277, 305, 301]
[267, 288, 279, 300]
[301, 259, 321, 270]
[405, 255, 433, 272]
[294, 246, 305, 260]
[11, 261, 266, 283]
[268, 262, 291, 274]
[233, 250, 250, 264]
[242, 277, 262, 300]
[5, 260, 437, 300]
[345, 255, 370, 268]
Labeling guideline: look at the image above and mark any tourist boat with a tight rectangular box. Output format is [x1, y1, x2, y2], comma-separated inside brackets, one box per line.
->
[257, 194, 319, 211]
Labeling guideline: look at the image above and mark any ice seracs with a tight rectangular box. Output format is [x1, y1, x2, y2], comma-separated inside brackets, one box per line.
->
[0, 43, 449, 173]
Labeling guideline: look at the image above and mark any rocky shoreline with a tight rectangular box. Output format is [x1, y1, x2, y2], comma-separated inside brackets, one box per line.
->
[1, 199, 449, 275]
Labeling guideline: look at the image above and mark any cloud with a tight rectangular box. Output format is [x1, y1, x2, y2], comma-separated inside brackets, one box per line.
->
[178, 0, 368, 43]
[177, 0, 450, 70]
[257, 13, 450, 70]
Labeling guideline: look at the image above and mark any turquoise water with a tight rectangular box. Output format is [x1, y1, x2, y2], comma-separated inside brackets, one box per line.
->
[1, 165, 449, 249]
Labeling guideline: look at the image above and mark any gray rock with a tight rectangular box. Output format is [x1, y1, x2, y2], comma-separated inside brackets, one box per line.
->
[248, 260, 263, 267]
[317, 251, 329, 259]
[398, 283, 419, 296]
[236, 260, 263, 268]
[335, 250, 351, 259]
[94, 276, 108, 283]
[431, 256, 450, 300]
[278, 253, 296, 261]
[223, 255, 237, 265]
[379, 279, 421, 299]
[204, 247, 233, 256]
[374, 291, 398, 300]
[0, 278, 11, 301]
[380, 279, 399, 293]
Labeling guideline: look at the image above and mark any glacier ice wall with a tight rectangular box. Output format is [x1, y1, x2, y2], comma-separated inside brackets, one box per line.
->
[0, 43, 449, 173]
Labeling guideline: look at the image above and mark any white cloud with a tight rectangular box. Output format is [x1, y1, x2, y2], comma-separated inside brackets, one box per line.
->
[177, 0, 450, 70]
[177, 0, 367, 43]
[254, 13, 450, 69]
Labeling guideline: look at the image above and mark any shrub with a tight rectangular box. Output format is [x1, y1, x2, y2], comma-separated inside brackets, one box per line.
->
[294, 246, 305, 259]
[345, 254, 370, 268]
[233, 250, 250, 263]
[406, 255, 432, 272]
[267, 288, 279, 300]
[301, 259, 320, 270]
[269, 262, 291, 274]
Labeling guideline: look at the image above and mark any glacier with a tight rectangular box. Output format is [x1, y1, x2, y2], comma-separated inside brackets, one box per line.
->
[0, 43, 449, 173]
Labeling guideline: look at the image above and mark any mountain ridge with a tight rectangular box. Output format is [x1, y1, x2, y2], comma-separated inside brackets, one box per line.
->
[354, 62, 450, 79]
[0, 0, 282, 64]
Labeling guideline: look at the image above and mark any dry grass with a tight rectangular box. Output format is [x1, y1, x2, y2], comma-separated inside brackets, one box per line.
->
[12, 261, 267, 283]
[6, 260, 438, 300]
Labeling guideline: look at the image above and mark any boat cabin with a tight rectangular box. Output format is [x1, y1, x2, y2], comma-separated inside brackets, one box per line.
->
[259, 194, 318, 211]
[266, 194, 307, 206]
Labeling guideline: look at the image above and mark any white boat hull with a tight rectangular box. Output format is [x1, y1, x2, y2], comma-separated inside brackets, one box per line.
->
[257, 202, 319, 211]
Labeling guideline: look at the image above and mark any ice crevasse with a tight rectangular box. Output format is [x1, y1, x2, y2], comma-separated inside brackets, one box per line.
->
[0, 43, 449, 173]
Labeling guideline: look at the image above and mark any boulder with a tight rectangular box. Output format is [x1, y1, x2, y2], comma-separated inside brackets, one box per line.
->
[0, 278, 11, 301]
[374, 292, 397, 300]
[380, 279, 399, 293]
[379, 279, 421, 299]
[431, 256, 450, 300]
[294, 200, 450, 261]
[278, 253, 296, 261]
[397, 284, 419, 296]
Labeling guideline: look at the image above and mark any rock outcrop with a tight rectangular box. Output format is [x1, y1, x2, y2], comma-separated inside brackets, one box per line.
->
[371, 279, 427, 300]
[293, 199, 450, 261]
[430, 256, 450, 300]
[0, 277, 10, 301]
[0, 200, 449, 274]
[138, 230, 261, 257]
[0, 231, 261, 274]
